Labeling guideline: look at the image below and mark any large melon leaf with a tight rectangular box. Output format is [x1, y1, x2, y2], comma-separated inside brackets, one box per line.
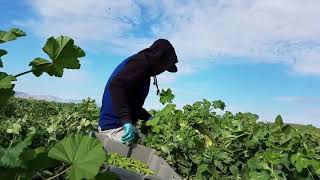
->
[48, 134, 105, 180]
[29, 36, 85, 77]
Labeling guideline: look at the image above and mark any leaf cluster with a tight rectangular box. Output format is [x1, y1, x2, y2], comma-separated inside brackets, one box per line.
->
[142, 89, 320, 179]
[0, 28, 85, 107]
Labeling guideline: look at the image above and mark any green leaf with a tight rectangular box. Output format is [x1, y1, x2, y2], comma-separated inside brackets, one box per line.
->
[146, 117, 160, 126]
[159, 88, 175, 105]
[249, 171, 270, 180]
[0, 28, 26, 43]
[229, 165, 239, 176]
[275, 115, 284, 127]
[0, 134, 33, 168]
[263, 149, 284, 164]
[160, 145, 170, 154]
[20, 148, 36, 162]
[0, 72, 16, 89]
[0, 49, 7, 68]
[196, 163, 213, 179]
[26, 152, 59, 171]
[29, 36, 85, 77]
[0, 72, 16, 107]
[196, 164, 209, 174]
[94, 172, 119, 180]
[10, 28, 26, 37]
[48, 134, 105, 180]
[6, 123, 21, 135]
[291, 153, 312, 172]
[212, 100, 226, 110]
[214, 160, 224, 171]
[20, 146, 59, 171]
[0, 168, 19, 180]
[204, 135, 213, 147]
[28, 58, 51, 77]
[0, 87, 14, 107]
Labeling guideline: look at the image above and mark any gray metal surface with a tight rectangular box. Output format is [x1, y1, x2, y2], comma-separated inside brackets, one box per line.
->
[95, 132, 182, 180]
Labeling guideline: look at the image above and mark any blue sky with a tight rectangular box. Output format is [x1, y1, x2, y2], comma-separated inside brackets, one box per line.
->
[1, 0, 320, 127]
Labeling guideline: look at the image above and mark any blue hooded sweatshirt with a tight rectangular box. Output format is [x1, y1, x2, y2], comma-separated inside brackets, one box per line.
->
[99, 39, 178, 130]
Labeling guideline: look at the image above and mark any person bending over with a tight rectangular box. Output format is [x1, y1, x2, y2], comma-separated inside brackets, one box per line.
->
[98, 39, 178, 144]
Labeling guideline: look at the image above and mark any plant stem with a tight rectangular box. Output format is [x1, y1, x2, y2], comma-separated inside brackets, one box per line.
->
[14, 70, 33, 78]
[56, 164, 66, 174]
[36, 172, 45, 180]
[45, 166, 71, 180]
[307, 167, 315, 180]
[8, 135, 16, 148]
[270, 164, 279, 180]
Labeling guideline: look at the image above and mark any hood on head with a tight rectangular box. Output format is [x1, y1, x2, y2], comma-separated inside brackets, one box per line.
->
[139, 39, 178, 76]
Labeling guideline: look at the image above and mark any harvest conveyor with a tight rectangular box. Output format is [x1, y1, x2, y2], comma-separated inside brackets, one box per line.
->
[95, 133, 182, 180]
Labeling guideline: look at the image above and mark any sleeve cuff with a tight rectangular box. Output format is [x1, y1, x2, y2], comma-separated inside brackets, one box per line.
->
[120, 118, 132, 125]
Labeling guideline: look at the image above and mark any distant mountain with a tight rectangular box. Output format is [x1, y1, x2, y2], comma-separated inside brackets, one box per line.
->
[14, 91, 82, 104]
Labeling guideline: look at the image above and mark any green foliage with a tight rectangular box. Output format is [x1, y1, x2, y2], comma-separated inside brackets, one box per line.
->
[0, 28, 26, 105]
[141, 88, 320, 179]
[0, 132, 122, 180]
[212, 100, 226, 110]
[29, 36, 85, 77]
[48, 134, 105, 180]
[0, 27, 149, 179]
[159, 88, 174, 105]
[24, 147, 59, 172]
[2, 26, 319, 179]
[2, 89, 320, 179]
[0, 49, 8, 68]
[0, 98, 99, 148]
[0, 28, 26, 43]
[0, 27, 85, 108]
[0, 72, 16, 106]
[94, 171, 119, 180]
[0, 134, 33, 168]
[0, 98, 153, 179]
[6, 123, 21, 134]
[107, 153, 155, 175]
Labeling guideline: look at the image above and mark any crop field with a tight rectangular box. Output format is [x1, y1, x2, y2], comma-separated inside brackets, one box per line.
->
[1, 93, 320, 179]
[1, 28, 320, 180]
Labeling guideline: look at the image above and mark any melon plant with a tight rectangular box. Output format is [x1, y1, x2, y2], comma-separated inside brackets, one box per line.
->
[0, 28, 85, 107]
[0, 28, 105, 180]
[141, 89, 320, 179]
[0, 28, 154, 180]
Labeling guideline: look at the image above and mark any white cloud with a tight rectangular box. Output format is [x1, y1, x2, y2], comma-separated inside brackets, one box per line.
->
[273, 96, 320, 104]
[155, 1, 320, 67]
[20, 0, 320, 76]
[20, 0, 144, 51]
[156, 73, 176, 84]
[292, 49, 320, 75]
[177, 63, 201, 75]
[60, 69, 90, 83]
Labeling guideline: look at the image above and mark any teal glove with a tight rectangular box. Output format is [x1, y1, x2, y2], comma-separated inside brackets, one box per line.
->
[121, 123, 135, 144]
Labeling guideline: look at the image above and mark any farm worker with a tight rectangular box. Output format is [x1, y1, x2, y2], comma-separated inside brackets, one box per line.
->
[98, 39, 178, 144]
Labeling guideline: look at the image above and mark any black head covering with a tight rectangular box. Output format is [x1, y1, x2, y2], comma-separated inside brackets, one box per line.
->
[131, 39, 178, 95]
[139, 39, 178, 76]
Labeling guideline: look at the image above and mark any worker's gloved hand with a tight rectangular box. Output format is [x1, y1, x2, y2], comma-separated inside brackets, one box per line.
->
[121, 123, 135, 144]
